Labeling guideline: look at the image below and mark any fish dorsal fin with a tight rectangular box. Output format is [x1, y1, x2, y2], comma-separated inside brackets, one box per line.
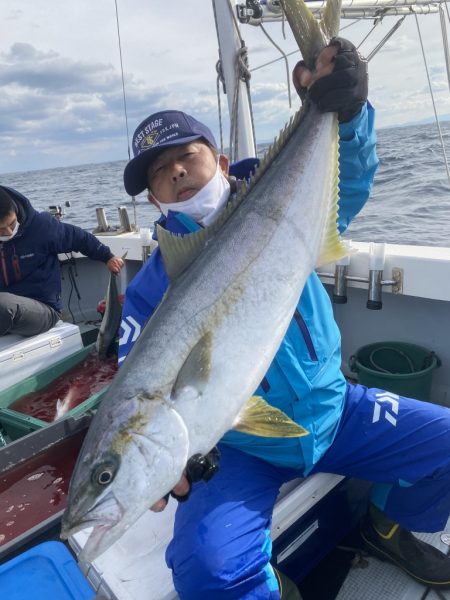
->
[233, 395, 309, 438]
[316, 117, 348, 267]
[156, 191, 244, 281]
[171, 332, 213, 399]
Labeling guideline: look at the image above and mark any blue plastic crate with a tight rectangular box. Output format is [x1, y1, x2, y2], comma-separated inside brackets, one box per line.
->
[0, 541, 95, 600]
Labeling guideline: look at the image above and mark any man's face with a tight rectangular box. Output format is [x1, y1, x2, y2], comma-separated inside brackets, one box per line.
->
[146, 141, 219, 205]
[0, 211, 18, 236]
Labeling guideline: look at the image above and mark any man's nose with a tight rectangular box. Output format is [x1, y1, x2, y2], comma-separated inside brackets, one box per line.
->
[170, 162, 187, 182]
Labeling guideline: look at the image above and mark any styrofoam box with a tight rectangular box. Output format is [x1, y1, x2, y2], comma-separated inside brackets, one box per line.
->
[0, 321, 83, 392]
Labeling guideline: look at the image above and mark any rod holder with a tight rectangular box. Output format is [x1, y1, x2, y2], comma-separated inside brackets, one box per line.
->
[367, 269, 383, 310]
[333, 251, 351, 304]
[140, 227, 152, 263]
[316, 240, 403, 311]
[367, 243, 386, 309]
[118, 206, 132, 232]
[95, 207, 109, 232]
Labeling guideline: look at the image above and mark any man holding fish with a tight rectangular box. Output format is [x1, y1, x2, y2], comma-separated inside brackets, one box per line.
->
[62, 0, 450, 597]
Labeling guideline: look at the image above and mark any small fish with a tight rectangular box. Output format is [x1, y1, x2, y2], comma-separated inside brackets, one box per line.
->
[61, 0, 345, 561]
[53, 387, 77, 421]
[95, 254, 127, 359]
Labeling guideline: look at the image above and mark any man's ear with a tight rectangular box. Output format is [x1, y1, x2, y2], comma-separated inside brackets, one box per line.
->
[218, 154, 229, 176]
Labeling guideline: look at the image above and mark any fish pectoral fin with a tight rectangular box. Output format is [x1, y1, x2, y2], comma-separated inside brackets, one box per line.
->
[171, 332, 213, 399]
[232, 396, 309, 438]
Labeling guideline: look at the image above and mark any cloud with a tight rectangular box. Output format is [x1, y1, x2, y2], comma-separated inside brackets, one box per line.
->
[0, 2, 447, 173]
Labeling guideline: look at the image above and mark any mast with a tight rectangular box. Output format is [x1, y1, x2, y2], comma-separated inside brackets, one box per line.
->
[211, 0, 257, 160]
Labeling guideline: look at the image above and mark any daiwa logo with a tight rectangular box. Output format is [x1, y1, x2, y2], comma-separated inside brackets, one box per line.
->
[372, 391, 399, 426]
[119, 315, 141, 346]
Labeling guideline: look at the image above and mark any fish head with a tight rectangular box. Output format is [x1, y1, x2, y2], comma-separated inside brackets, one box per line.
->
[61, 393, 190, 561]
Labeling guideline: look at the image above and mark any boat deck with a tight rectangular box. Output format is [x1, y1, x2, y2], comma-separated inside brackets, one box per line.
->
[70, 489, 450, 600]
[336, 524, 450, 600]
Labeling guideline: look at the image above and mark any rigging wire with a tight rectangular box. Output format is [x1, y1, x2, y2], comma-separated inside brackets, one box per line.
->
[258, 23, 293, 108]
[356, 14, 384, 50]
[114, 0, 138, 227]
[340, 18, 364, 32]
[250, 48, 299, 72]
[249, 20, 362, 74]
[364, 16, 406, 61]
[415, 12, 450, 187]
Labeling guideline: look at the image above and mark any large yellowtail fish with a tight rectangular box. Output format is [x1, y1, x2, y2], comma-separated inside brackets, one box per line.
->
[61, 0, 345, 561]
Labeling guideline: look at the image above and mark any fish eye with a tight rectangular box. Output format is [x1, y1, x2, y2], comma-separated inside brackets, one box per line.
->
[92, 464, 116, 486]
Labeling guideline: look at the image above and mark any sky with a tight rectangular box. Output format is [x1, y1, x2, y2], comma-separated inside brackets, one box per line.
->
[1, 0, 449, 174]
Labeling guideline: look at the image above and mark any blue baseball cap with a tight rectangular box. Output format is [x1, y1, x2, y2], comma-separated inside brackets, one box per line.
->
[123, 110, 218, 196]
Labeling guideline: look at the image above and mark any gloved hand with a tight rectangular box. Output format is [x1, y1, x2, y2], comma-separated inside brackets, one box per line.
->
[293, 37, 368, 123]
[169, 446, 221, 503]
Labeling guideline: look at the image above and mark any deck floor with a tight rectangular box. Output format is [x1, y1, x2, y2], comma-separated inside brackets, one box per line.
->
[336, 520, 450, 600]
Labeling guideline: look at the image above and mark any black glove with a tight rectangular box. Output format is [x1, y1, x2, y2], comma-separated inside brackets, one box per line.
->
[295, 37, 368, 123]
[170, 446, 221, 503]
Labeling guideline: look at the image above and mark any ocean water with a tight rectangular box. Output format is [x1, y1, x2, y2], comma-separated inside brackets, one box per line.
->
[1, 121, 450, 248]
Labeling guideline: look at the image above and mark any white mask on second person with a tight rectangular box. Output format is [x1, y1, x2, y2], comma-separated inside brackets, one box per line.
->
[0, 220, 20, 242]
[153, 164, 231, 227]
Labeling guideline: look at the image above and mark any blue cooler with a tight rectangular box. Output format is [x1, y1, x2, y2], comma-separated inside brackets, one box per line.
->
[0, 541, 95, 599]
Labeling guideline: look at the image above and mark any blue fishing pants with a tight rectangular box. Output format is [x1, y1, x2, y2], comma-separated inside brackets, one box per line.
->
[166, 384, 450, 599]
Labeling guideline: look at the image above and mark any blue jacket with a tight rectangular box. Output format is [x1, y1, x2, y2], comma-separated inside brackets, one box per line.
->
[118, 103, 379, 473]
[0, 186, 114, 311]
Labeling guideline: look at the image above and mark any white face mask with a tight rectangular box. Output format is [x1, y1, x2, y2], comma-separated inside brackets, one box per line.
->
[0, 220, 20, 242]
[153, 164, 231, 227]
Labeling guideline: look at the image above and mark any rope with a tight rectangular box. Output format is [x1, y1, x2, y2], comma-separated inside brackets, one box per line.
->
[368, 347, 416, 374]
[114, 0, 137, 227]
[415, 12, 450, 188]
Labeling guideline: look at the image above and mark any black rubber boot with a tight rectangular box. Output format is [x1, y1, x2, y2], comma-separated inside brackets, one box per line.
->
[274, 568, 302, 599]
[360, 504, 450, 589]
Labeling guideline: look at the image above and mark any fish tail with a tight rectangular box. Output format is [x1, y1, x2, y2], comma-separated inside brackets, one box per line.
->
[281, 0, 342, 68]
[282, 0, 345, 266]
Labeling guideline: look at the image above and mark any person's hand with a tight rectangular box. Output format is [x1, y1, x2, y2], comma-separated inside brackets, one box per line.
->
[292, 37, 368, 123]
[150, 447, 221, 513]
[151, 474, 190, 512]
[106, 256, 124, 273]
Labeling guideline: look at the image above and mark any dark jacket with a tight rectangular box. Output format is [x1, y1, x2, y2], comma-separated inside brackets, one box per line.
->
[0, 186, 114, 311]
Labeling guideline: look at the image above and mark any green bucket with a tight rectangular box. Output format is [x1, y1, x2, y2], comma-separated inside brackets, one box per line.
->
[349, 341, 441, 401]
